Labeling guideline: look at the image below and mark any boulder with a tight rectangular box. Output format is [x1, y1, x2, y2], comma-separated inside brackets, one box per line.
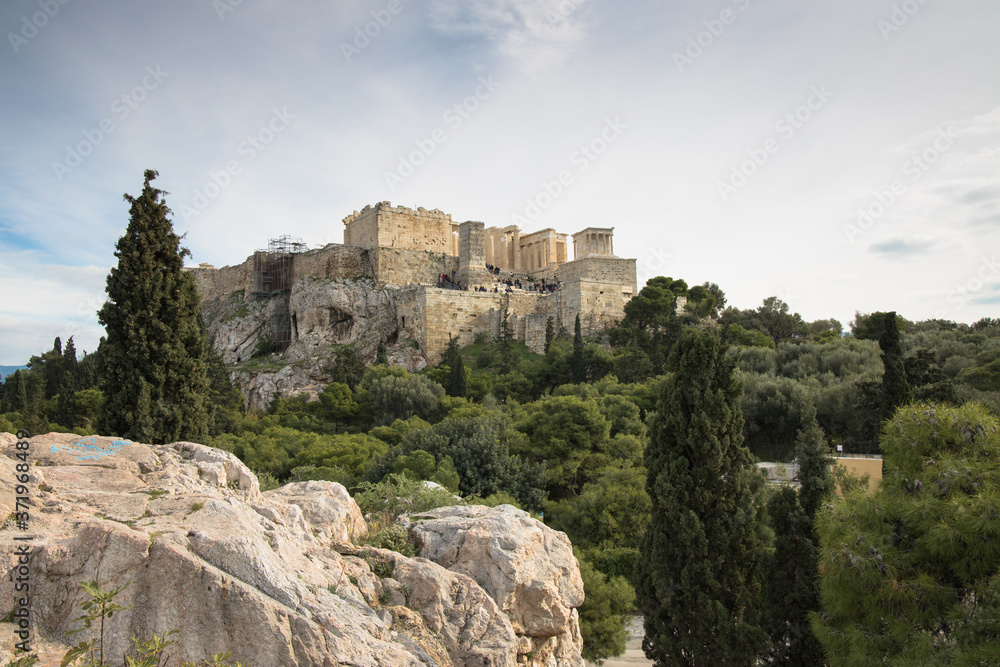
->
[400, 505, 586, 667]
[0, 433, 583, 667]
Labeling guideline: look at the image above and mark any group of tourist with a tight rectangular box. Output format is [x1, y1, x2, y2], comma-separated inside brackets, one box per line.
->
[438, 268, 562, 294]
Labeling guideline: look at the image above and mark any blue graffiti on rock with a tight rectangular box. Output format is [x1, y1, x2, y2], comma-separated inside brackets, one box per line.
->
[51, 438, 131, 460]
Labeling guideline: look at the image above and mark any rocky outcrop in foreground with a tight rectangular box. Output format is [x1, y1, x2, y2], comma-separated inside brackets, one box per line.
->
[0, 433, 583, 666]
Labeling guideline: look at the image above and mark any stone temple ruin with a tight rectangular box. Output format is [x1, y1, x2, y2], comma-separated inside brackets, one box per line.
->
[191, 201, 637, 368]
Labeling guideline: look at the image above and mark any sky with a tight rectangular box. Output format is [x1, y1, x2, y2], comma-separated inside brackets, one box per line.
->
[1, 0, 999, 365]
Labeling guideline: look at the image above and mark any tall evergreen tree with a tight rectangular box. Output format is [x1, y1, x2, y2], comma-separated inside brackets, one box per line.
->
[760, 487, 826, 666]
[572, 314, 586, 384]
[76, 346, 100, 390]
[56, 335, 80, 428]
[204, 332, 243, 436]
[635, 329, 766, 666]
[795, 403, 835, 524]
[759, 404, 831, 665]
[62, 336, 78, 382]
[496, 308, 516, 375]
[443, 334, 469, 398]
[375, 340, 388, 365]
[878, 310, 912, 422]
[97, 170, 210, 444]
[544, 316, 555, 354]
[8, 370, 27, 413]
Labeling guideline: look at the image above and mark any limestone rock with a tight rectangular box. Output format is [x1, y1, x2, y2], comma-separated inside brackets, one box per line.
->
[205, 278, 428, 410]
[0, 433, 584, 667]
[400, 505, 586, 667]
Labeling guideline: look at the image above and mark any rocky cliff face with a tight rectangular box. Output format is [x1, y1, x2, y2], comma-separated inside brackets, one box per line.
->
[201, 278, 428, 411]
[0, 433, 583, 667]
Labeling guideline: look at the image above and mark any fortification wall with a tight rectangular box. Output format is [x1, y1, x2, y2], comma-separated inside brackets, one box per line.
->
[189, 260, 253, 304]
[292, 245, 370, 283]
[344, 202, 455, 254]
[342, 206, 380, 249]
[398, 287, 551, 363]
[557, 256, 637, 296]
[374, 248, 458, 286]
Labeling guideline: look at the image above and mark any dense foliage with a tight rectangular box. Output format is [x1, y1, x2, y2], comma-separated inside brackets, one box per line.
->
[9, 239, 1000, 664]
[635, 329, 766, 666]
[813, 402, 1000, 664]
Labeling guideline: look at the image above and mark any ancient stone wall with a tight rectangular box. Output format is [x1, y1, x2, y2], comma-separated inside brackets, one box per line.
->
[374, 247, 458, 286]
[557, 256, 638, 297]
[343, 202, 454, 255]
[189, 262, 252, 303]
[395, 284, 628, 363]
[342, 205, 380, 249]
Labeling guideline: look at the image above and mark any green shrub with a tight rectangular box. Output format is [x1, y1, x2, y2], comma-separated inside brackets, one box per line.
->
[362, 524, 416, 557]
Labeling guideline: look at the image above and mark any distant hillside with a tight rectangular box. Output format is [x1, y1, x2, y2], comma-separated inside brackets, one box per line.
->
[0, 365, 27, 380]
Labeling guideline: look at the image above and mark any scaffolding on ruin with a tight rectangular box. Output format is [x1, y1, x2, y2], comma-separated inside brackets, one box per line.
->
[251, 235, 306, 352]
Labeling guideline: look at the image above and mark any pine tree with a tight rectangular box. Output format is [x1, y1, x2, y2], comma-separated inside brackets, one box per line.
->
[572, 314, 586, 384]
[636, 329, 766, 666]
[878, 311, 912, 422]
[813, 402, 1000, 664]
[544, 316, 555, 354]
[443, 334, 469, 398]
[97, 170, 210, 444]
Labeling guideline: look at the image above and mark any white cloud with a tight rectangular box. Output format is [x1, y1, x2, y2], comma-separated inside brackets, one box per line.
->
[429, 0, 591, 71]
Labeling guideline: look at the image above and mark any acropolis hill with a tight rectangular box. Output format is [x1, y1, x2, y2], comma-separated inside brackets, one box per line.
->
[190, 201, 638, 408]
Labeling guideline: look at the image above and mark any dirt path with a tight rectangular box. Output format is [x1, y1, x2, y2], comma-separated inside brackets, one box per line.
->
[586, 616, 653, 667]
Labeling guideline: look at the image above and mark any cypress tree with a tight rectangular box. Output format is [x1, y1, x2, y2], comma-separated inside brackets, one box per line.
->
[572, 313, 586, 384]
[761, 487, 825, 666]
[97, 170, 210, 444]
[8, 370, 27, 413]
[375, 340, 388, 365]
[760, 404, 832, 665]
[878, 311, 911, 422]
[496, 308, 516, 375]
[795, 403, 835, 524]
[57, 336, 79, 428]
[62, 336, 78, 382]
[636, 329, 766, 666]
[544, 316, 555, 354]
[443, 335, 469, 398]
[41, 337, 64, 400]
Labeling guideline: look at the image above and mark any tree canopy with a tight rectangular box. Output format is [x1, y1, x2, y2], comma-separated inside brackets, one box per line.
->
[97, 170, 210, 443]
